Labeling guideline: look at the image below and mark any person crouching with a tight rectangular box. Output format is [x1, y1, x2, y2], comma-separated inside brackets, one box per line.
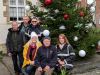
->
[22, 32, 42, 75]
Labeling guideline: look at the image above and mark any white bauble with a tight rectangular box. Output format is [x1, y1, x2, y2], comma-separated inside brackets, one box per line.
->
[98, 41, 100, 46]
[90, 7, 95, 13]
[55, 9, 59, 13]
[43, 30, 50, 37]
[73, 36, 78, 41]
[25, 5, 30, 11]
[79, 50, 86, 57]
[59, 25, 66, 30]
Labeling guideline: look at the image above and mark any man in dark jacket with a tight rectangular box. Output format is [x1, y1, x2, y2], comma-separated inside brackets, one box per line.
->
[19, 16, 30, 44]
[6, 21, 24, 75]
[35, 37, 57, 75]
[29, 17, 43, 41]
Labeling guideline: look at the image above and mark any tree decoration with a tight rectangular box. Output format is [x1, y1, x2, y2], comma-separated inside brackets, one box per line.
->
[73, 36, 78, 41]
[44, 0, 52, 6]
[43, 30, 50, 36]
[79, 11, 84, 17]
[79, 50, 86, 57]
[64, 14, 69, 20]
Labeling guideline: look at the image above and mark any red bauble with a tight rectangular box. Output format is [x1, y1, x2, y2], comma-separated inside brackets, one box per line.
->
[44, 0, 52, 6]
[64, 14, 69, 20]
[79, 11, 84, 17]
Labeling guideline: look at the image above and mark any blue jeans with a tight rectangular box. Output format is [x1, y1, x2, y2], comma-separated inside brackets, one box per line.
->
[24, 65, 36, 75]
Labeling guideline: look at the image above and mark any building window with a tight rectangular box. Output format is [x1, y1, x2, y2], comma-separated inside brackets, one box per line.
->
[9, 0, 26, 21]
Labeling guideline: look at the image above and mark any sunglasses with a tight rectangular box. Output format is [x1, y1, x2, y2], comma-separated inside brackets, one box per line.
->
[32, 21, 37, 22]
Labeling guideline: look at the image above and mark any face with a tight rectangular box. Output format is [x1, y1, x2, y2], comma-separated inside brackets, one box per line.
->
[23, 16, 30, 24]
[43, 39, 51, 47]
[12, 21, 18, 31]
[59, 36, 65, 44]
[31, 36, 37, 43]
[31, 18, 38, 26]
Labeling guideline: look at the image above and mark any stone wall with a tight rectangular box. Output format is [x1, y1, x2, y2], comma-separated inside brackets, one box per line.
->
[0, 0, 7, 25]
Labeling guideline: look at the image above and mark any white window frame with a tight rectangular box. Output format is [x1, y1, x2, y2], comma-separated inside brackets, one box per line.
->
[9, 0, 26, 22]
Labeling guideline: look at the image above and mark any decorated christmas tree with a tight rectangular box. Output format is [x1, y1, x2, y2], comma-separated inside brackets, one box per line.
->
[26, 0, 100, 58]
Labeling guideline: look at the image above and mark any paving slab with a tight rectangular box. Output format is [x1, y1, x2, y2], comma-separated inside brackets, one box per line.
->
[0, 62, 11, 75]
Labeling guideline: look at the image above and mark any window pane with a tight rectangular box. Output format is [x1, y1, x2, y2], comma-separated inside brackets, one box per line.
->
[18, 7, 25, 20]
[18, 0, 24, 5]
[9, 7, 17, 21]
[10, 0, 16, 5]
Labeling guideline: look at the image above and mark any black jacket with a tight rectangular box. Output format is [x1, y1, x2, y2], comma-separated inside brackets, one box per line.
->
[35, 45, 57, 68]
[29, 24, 43, 35]
[6, 28, 24, 53]
[19, 22, 30, 44]
[57, 44, 75, 63]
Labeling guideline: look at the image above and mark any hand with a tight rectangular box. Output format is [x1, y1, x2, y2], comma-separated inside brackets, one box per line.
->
[8, 53, 12, 56]
[44, 65, 50, 71]
[30, 61, 34, 65]
[58, 60, 65, 65]
[37, 67, 42, 72]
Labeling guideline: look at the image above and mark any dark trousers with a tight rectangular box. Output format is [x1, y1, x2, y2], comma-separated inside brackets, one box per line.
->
[11, 51, 23, 73]
[23, 65, 36, 75]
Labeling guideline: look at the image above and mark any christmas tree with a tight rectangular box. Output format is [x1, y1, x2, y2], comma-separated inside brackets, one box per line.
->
[27, 0, 100, 58]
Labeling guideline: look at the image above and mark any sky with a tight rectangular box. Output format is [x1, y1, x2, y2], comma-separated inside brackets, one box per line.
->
[87, 0, 94, 4]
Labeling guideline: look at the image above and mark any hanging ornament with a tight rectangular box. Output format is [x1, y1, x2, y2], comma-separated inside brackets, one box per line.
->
[98, 41, 100, 46]
[44, 0, 52, 6]
[79, 50, 86, 57]
[90, 6, 95, 13]
[64, 14, 69, 20]
[43, 30, 50, 37]
[25, 5, 30, 11]
[79, 11, 84, 17]
[73, 36, 78, 41]
[59, 25, 66, 30]
[54, 9, 59, 13]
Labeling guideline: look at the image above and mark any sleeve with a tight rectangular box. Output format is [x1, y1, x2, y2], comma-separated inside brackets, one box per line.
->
[68, 45, 75, 56]
[6, 31, 11, 53]
[23, 44, 31, 65]
[66, 45, 76, 63]
[48, 46, 57, 68]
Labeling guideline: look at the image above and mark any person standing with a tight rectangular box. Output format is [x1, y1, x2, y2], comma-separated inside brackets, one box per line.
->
[29, 17, 43, 41]
[19, 16, 31, 44]
[35, 37, 57, 75]
[6, 21, 24, 75]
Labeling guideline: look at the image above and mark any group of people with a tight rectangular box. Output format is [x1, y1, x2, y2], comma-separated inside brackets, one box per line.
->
[6, 16, 76, 75]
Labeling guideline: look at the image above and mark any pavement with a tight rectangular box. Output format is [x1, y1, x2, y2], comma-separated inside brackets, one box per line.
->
[0, 54, 100, 75]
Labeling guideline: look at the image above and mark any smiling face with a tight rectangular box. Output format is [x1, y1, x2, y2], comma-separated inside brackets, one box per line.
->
[31, 18, 38, 26]
[43, 39, 51, 47]
[59, 36, 65, 44]
[23, 16, 30, 24]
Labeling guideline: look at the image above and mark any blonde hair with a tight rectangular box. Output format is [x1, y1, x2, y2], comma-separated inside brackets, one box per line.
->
[58, 34, 69, 44]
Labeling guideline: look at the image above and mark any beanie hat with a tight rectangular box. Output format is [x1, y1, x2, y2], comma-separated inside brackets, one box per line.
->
[31, 32, 38, 39]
